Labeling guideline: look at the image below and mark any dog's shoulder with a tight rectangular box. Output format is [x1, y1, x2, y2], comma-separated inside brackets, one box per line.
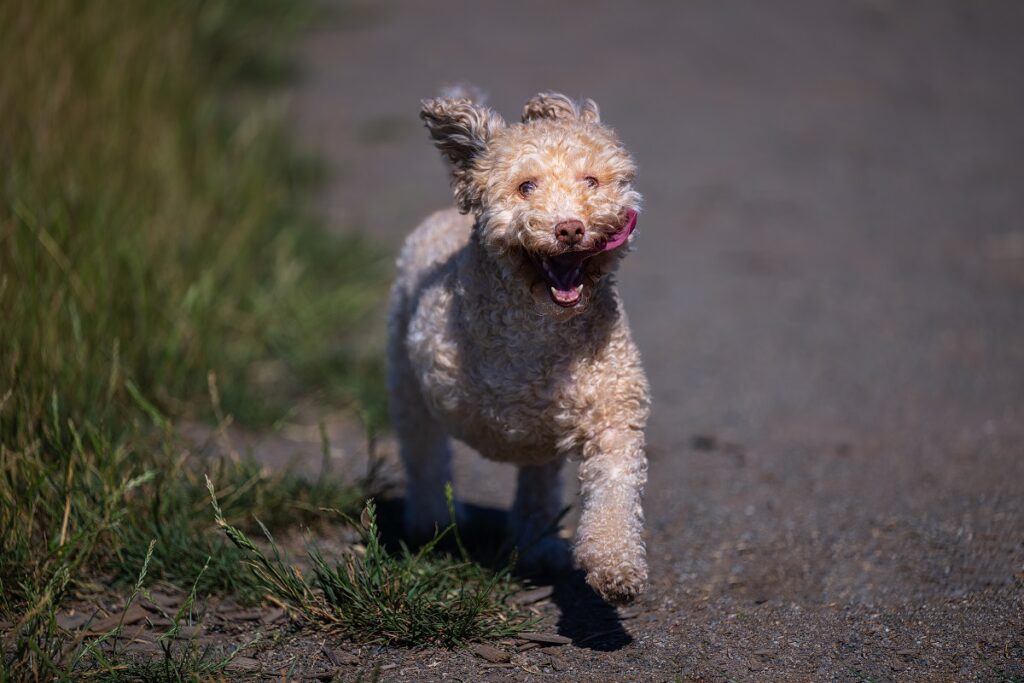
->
[395, 209, 472, 282]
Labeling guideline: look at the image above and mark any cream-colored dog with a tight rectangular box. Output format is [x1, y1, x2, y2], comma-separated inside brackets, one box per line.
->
[387, 89, 650, 604]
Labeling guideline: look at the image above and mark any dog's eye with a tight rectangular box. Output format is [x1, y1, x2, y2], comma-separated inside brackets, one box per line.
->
[584, 176, 600, 188]
[518, 180, 537, 197]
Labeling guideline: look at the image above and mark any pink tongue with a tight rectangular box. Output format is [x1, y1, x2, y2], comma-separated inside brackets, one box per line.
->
[595, 208, 638, 254]
[604, 208, 638, 251]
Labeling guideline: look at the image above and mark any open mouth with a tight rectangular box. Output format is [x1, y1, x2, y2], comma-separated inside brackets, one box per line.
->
[540, 251, 589, 306]
[533, 209, 638, 308]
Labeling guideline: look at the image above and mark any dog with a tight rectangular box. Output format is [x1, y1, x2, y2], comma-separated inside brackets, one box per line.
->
[387, 88, 650, 604]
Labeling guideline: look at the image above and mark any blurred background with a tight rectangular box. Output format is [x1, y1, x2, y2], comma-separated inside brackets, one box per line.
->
[295, 0, 1024, 456]
[295, 0, 1024, 675]
[2, 0, 1022, 678]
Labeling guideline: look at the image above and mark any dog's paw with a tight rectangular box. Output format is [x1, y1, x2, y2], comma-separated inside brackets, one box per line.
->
[575, 535, 648, 604]
[584, 561, 648, 605]
[515, 535, 574, 577]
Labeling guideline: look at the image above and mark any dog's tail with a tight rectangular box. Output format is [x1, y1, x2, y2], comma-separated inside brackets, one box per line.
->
[437, 83, 488, 105]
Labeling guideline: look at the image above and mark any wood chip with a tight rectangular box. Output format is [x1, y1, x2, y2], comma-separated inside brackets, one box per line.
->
[225, 656, 261, 672]
[124, 641, 162, 655]
[260, 607, 286, 624]
[322, 646, 341, 666]
[470, 643, 512, 663]
[548, 654, 569, 672]
[322, 646, 359, 666]
[56, 609, 94, 631]
[147, 591, 183, 608]
[87, 604, 150, 633]
[510, 586, 554, 605]
[517, 631, 572, 645]
[119, 624, 147, 641]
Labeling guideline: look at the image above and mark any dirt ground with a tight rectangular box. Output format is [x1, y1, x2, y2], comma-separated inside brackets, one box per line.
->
[278, 1, 1024, 679]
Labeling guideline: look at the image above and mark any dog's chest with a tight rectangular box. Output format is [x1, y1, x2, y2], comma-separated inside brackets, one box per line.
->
[407, 291, 583, 460]
[457, 372, 568, 460]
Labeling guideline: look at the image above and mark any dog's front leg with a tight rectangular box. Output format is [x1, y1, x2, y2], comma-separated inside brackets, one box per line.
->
[574, 427, 648, 604]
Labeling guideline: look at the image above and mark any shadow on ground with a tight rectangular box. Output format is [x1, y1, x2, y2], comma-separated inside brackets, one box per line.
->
[372, 497, 631, 651]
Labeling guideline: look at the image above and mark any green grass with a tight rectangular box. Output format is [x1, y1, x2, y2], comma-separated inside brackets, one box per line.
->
[0, 0, 387, 677]
[0, 0, 388, 436]
[0, 0, 530, 678]
[212, 484, 533, 648]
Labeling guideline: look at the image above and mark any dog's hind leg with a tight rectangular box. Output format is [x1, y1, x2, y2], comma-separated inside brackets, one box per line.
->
[388, 280, 459, 545]
[391, 381, 455, 546]
[510, 460, 573, 575]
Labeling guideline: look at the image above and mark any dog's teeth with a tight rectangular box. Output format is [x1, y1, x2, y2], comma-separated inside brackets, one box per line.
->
[550, 286, 558, 296]
[575, 284, 583, 292]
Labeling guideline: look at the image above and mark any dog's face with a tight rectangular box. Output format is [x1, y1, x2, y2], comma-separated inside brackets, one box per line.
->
[421, 92, 641, 316]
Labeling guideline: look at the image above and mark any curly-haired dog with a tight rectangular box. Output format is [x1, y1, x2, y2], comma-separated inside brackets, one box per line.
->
[387, 89, 649, 604]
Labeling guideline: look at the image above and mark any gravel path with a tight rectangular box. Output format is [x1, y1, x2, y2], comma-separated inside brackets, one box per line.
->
[289, 1, 1024, 679]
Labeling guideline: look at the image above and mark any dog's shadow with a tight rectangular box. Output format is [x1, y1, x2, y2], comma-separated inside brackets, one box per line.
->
[373, 498, 632, 652]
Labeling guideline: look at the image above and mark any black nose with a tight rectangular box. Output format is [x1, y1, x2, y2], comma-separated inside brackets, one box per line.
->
[555, 220, 585, 245]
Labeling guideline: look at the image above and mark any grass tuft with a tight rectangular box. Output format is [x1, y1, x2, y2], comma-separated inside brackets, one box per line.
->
[211, 482, 533, 647]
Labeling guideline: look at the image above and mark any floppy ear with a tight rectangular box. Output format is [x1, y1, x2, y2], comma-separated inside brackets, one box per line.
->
[521, 92, 602, 124]
[420, 96, 505, 213]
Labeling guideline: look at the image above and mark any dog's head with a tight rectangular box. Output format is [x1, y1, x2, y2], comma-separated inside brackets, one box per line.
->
[421, 90, 641, 316]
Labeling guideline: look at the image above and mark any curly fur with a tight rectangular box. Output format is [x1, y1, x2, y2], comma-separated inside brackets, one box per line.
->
[388, 89, 650, 604]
